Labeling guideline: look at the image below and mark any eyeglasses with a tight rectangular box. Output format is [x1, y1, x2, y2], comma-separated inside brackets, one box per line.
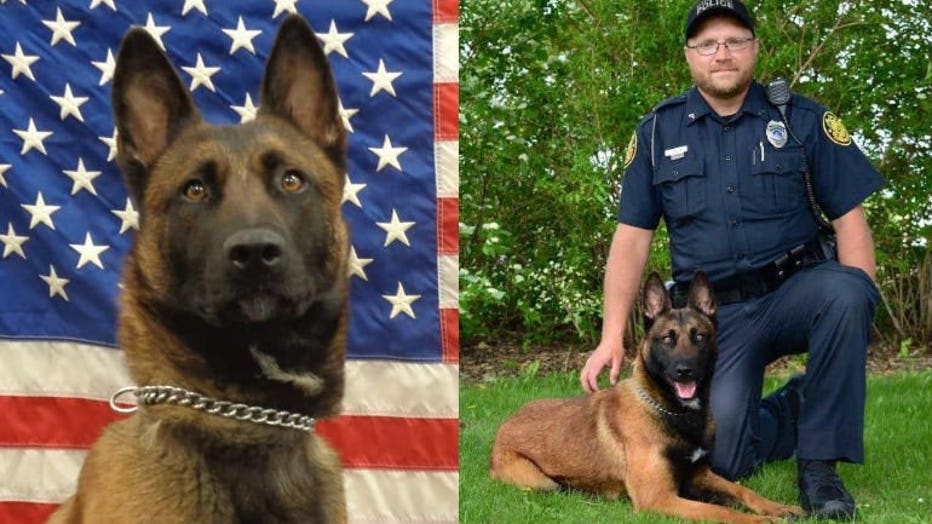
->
[686, 37, 755, 56]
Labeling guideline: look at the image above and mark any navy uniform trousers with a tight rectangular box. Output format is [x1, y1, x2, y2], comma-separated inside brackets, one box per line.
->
[710, 259, 880, 480]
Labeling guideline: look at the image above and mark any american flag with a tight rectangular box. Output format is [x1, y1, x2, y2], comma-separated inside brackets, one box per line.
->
[0, 1, 459, 523]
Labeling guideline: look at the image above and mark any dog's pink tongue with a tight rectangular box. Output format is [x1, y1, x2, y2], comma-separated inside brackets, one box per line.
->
[675, 381, 697, 399]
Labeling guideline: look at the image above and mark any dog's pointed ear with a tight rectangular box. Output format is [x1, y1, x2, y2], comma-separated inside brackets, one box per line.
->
[259, 14, 346, 167]
[687, 272, 717, 318]
[112, 28, 201, 200]
[643, 272, 671, 321]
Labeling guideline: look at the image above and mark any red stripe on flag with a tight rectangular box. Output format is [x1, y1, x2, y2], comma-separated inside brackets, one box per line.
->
[433, 0, 458, 23]
[2, 397, 456, 470]
[437, 197, 458, 255]
[434, 83, 459, 140]
[0, 396, 124, 449]
[441, 308, 459, 363]
[0, 502, 57, 523]
[317, 416, 458, 471]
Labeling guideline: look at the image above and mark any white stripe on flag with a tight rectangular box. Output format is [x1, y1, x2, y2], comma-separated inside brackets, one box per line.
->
[0, 342, 457, 418]
[1, 449, 458, 523]
[345, 469, 458, 524]
[0, 340, 129, 400]
[343, 360, 457, 418]
[433, 23, 459, 83]
[438, 255, 459, 309]
[0, 448, 85, 503]
[435, 140, 459, 198]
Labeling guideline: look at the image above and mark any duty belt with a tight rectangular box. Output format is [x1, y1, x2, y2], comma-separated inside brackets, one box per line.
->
[671, 238, 830, 307]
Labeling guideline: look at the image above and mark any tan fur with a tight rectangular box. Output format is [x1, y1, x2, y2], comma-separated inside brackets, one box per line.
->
[49, 15, 348, 524]
[490, 276, 802, 524]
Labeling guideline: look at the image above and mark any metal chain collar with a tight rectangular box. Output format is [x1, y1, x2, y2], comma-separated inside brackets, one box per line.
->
[110, 385, 315, 432]
[635, 385, 693, 418]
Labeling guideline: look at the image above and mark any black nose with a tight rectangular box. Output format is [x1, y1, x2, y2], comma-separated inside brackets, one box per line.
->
[675, 366, 695, 381]
[223, 228, 286, 271]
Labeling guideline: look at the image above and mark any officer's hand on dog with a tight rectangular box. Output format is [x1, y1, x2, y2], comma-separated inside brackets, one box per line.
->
[581, 340, 625, 393]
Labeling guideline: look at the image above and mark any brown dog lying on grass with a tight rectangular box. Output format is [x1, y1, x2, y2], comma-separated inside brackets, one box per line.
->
[490, 273, 802, 523]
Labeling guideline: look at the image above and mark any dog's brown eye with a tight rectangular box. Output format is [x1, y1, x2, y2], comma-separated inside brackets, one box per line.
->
[182, 180, 208, 202]
[661, 334, 674, 345]
[694, 333, 706, 343]
[281, 170, 307, 193]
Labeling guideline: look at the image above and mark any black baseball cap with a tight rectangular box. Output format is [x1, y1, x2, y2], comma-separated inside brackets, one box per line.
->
[685, 0, 755, 42]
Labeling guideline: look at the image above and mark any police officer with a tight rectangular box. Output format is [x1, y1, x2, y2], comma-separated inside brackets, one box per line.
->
[580, 0, 884, 519]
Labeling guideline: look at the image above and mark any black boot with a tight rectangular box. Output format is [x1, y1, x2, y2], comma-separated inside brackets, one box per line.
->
[798, 459, 856, 520]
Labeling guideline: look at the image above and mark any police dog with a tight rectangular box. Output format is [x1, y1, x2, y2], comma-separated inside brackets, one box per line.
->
[490, 273, 802, 523]
[48, 15, 348, 524]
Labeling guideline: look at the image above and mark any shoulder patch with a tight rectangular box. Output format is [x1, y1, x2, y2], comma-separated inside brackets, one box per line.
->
[822, 111, 852, 146]
[623, 131, 637, 169]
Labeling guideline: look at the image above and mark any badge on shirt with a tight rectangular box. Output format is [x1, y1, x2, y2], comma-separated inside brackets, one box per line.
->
[765, 120, 788, 148]
[623, 131, 637, 169]
[664, 145, 688, 161]
[822, 111, 852, 146]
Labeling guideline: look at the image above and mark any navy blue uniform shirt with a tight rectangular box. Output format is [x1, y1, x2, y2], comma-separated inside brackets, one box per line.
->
[617, 81, 885, 283]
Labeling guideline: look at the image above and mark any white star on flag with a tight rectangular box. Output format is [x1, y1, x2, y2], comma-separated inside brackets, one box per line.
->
[99, 129, 118, 162]
[368, 135, 408, 172]
[348, 246, 373, 281]
[223, 17, 261, 55]
[342, 174, 366, 207]
[21, 193, 60, 230]
[70, 233, 110, 270]
[63, 158, 102, 196]
[42, 8, 81, 47]
[39, 265, 70, 301]
[231, 93, 258, 123]
[13, 118, 53, 156]
[91, 48, 116, 85]
[2, 42, 39, 81]
[182, 0, 208, 16]
[338, 99, 359, 133]
[111, 198, 140, 234]
[362, 59, 402, 97]
[0, 164, 10, 187]
[142, 13, 171, 50]
[316, 20, 353, 58]
[271, 0, 298, 18]
[0, 223, 28, 259]
[89, 0, 117, 10]
[362, 0, 395, 22]
[183, 53, 221, 92]
[377, 209, 415, 247]
[382, 282, 421, 319]
[50, 83, 90, 122]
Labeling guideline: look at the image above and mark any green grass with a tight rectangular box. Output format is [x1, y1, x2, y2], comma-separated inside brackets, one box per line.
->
[460, 370, 932, 523]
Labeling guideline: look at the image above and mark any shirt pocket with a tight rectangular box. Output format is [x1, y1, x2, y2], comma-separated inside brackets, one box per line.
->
[749, 145, 808, 214]
[652, 158, 706, 221]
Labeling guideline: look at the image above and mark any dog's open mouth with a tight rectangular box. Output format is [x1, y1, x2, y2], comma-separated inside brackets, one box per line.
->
[672, 380, 698, 400]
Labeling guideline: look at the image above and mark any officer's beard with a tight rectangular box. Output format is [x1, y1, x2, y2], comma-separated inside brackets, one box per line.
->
[693, 59, 755, 101]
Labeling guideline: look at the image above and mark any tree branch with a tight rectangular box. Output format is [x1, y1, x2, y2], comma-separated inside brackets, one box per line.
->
[792, 15, 868, 85]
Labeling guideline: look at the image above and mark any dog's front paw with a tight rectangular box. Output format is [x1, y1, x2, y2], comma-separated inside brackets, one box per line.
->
[739, 515, 783, 524]
[759, 502, 803, 519]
